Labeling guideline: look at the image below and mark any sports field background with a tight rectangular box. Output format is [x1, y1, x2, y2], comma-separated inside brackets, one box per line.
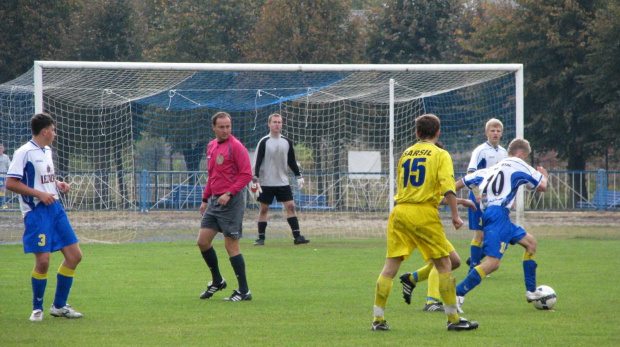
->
[0, 212, 618, 346]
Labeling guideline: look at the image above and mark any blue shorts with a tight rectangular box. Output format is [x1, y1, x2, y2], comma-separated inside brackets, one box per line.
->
[481, 206, 526, 259]
[467, 190, 483, 230]
[23, 201, 78, 254]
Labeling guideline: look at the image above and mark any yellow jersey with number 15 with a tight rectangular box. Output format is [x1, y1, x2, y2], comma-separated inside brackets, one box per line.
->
[394, 141, 456, 206]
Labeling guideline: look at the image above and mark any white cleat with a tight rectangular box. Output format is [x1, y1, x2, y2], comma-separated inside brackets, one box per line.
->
[50, 304, 83, 319]
[29, 309, 43, 322]
[526, 290, 547, 302]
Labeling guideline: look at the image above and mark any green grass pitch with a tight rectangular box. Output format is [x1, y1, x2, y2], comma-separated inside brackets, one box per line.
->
[1, 237, 619, 346]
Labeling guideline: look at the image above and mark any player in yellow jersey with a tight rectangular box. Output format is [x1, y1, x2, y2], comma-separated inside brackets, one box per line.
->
[400, 141, 476, 313]
[371, 114, 479, 332]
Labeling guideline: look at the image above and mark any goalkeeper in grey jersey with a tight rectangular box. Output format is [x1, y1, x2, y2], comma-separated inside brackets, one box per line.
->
[250, 113, 310, 245]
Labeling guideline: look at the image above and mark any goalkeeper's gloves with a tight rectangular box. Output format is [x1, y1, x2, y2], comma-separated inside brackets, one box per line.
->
[296, 177, 305, 189]
[249, 182, 262, 200]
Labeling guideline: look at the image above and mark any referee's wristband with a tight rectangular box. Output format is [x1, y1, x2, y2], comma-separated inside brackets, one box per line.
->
[202, 198, 209, 203]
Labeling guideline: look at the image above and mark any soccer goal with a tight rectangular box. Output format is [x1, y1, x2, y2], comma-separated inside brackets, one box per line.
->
[0, 62, 523, 243]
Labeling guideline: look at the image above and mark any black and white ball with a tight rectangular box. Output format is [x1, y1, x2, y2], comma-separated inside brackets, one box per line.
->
[532, 285, 557, 310]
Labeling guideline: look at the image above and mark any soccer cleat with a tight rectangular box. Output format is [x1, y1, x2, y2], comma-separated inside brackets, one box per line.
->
[293, 235, 310, 245]
[253, 239, 265, 246]
[199, 279, 227, 299]
[222, 290, 252, 302]
[456, 296, 465, 313]
[447, 317, 479, 331]
[50, 304, 83, 319]
[526, 289, 548, 302]
[399, 273, 416, 305]
[371, 320, 390, 331]
[29, 309, 43, 322]
[422, 302, 445, 312]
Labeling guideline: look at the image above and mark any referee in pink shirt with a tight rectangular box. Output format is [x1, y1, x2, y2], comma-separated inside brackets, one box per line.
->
[197, 112, 253, 302]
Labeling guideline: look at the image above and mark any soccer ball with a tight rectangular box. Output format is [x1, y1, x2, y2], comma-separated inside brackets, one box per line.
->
[532, 285, 557, 310]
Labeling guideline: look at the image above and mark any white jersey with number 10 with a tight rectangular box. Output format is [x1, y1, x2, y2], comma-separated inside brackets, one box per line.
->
[463, 157, 544, 212]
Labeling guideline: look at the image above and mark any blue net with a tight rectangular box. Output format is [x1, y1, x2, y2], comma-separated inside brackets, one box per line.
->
[134, 71, 351, 112]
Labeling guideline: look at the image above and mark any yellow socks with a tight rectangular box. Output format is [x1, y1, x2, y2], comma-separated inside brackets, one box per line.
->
[427, 267, 440, 303]
[438, 272, 460, 323]
[374, 275, 393, 308]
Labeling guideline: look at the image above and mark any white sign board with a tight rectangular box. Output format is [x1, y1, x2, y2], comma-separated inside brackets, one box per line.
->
[348, 151, 381, 179]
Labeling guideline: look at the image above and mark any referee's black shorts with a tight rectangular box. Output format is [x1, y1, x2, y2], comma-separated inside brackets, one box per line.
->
[257, 185, 294, 205]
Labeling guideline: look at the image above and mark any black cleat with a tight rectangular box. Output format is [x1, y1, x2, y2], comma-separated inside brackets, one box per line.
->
[254, 239, 265, 246]
[371, 320, 390, 331]
[399, 273, 416, 305]
[222, 290, 252, 302]
[447, 317, 479, 331]
[422, 302, 445, 312]
[199, 279, 227, 299]
[294, 235, 310, 245]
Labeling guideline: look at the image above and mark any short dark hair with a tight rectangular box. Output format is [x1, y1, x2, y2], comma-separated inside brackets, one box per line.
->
[31, 113, 55, 136]
[415, 114, 440, 140]
[212, 111, 231, 126]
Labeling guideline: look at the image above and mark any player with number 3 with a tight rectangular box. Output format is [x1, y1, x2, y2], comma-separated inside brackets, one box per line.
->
[6, 113, 84, 322]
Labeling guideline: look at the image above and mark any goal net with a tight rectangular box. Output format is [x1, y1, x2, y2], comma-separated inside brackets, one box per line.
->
[0, 62, 522, 243]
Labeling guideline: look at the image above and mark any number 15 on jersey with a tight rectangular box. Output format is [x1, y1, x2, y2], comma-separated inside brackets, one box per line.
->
[402, 158, 426, 187]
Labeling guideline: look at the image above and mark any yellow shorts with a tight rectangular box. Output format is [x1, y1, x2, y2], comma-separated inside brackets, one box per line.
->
[446, 239, 455, 253]
[386, 203, 451, 262]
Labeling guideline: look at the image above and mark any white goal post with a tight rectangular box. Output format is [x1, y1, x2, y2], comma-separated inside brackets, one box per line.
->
[3, 61, 523, 243]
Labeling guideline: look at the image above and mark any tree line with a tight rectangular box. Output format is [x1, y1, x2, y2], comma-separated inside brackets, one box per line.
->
[0, 0, 617, 171]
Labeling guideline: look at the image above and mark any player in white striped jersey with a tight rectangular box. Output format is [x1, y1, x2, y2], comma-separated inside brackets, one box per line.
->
[454, 138, 550, 310]
[465, 119, 508, 272]
[0, 143, 11, 208]
[6, 113, 83, 321]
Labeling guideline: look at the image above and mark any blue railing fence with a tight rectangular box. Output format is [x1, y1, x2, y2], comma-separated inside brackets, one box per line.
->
[1, 170, 618, 212]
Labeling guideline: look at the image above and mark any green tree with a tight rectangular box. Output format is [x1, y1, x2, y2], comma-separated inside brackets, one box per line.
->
[59, 0, 143, 61]
[580, 1, 620, 154]
[366, 0, 464, 63]
[0, 0, 80, 83]
[459, 0, 613, 172]
[243, 0, 366, 63]
[143, 0, 262, 63]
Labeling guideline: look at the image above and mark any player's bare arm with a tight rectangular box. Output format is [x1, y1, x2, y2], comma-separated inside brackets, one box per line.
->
[56, 180, 70, 194]
[457, 198, 477, 210]
[536, 166, 548, 192]
[443, 192, 464, 229]
[6, 177, 56, 205]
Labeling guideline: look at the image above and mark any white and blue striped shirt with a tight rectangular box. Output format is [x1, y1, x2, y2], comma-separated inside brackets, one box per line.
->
[463, 157, 543, 212]
[7, 140, 59, 217]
